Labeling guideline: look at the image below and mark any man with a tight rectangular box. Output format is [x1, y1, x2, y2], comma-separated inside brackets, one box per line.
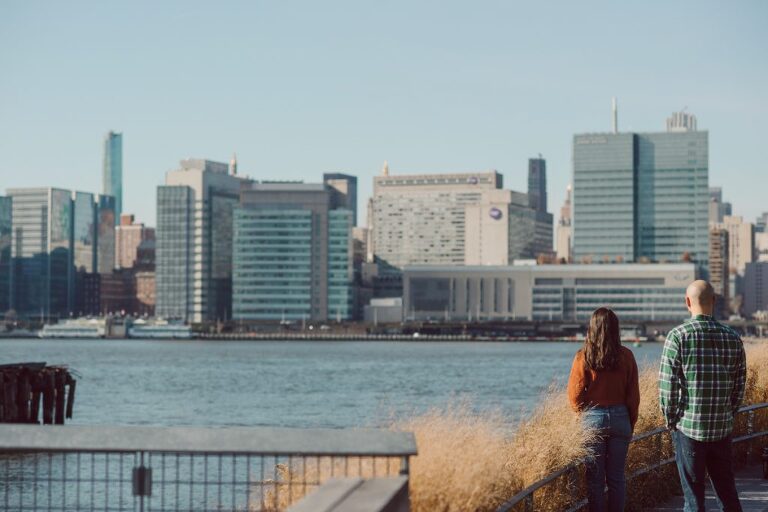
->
[659, 280, 746, 512]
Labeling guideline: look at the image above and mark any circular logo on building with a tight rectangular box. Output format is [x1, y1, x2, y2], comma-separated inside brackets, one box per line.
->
[467, 176, 479, 185]
[489, 207, 503, 220]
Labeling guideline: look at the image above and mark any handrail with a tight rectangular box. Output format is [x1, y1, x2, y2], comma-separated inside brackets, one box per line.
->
[496, 402, 768, 512]
[0, 424, 418, 457]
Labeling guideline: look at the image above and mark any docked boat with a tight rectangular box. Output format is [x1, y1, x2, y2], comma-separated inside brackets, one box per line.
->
[128, 320, 192, 339]
[39, 319, 105, 339]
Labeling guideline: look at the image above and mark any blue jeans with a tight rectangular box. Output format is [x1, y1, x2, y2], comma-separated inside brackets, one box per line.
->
[672, 430, 742, 512]
[583, 405, 632, 512]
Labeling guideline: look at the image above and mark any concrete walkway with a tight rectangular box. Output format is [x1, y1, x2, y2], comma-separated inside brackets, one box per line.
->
[648, 464, 768, 511]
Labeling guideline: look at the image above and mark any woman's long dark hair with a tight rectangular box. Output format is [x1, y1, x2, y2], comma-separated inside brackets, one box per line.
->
[583, 307, 621, 371]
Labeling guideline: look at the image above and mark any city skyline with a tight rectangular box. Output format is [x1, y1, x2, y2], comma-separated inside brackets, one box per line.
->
[1, 1, 767, 227]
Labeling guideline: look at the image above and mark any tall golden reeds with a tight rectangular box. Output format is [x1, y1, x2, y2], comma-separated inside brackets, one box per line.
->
[265, 342, 768, 512]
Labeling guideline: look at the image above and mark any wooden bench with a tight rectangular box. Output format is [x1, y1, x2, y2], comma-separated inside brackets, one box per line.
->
[288, 476, 410, 512]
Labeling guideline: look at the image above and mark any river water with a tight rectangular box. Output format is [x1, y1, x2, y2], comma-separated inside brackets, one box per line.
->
[1, 339, 663, 428]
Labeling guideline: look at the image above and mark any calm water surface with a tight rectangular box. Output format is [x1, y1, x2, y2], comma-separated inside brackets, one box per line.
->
[1, 339, 663, 428]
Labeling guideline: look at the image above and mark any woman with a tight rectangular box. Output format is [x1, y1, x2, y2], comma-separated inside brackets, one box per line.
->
[567, 307, 640, 512]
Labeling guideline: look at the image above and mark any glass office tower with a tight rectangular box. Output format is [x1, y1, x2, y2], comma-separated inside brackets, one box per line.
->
[103, 131, 123, 225]
[573, 131, 709, 269]
[155, 159, 244, 323]
[8, 188, 73, 320]
[528, 157, 547, 212]
[232, 183, 354, 322]
[0, 196, 11, 313]
[232, 209, 313, 321]
[155, 186, 194, 321]
[96, 195, 116, 274]
[328, 209, 354, 320]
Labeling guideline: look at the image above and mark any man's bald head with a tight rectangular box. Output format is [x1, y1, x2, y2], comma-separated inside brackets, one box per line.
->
[685, 280, 716, 316]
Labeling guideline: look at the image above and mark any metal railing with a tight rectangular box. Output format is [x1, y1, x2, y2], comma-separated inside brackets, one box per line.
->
[496, 403, 768, 512]
[0, 423, 417, 511]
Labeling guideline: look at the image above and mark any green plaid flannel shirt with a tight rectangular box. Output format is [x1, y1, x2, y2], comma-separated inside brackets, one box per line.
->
[658, 314, 746, 442]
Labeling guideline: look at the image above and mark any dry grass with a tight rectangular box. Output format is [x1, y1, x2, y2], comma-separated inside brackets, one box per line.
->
[265, 342, 768, 512]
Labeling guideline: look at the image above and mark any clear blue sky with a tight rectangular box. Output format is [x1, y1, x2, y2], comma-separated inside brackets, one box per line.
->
[1, 0, 767, 226]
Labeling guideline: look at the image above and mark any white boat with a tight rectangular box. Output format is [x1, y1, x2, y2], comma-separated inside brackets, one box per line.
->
[128, 322, 192, 339]
[39, 319, 105, 339]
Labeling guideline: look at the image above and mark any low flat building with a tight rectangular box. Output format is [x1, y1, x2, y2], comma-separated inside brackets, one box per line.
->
[403, 263, 696, 322]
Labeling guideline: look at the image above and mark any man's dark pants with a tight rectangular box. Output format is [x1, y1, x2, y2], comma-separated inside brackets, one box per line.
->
[672, 430, 742, 512]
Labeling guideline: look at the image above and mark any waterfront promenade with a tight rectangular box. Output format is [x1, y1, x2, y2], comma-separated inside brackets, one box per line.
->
[649, 464, 768, 511]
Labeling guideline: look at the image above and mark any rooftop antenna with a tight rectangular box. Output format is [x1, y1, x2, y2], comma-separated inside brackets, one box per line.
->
[611, 97, 618, 134]
[230, 153, 238, 176]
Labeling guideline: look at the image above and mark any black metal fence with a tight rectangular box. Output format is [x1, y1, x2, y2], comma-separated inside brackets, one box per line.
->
[0, 424, 417, 511]
[496, 403, 768, 512]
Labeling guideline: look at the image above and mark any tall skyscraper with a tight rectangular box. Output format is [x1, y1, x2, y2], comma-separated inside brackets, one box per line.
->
[556, 185, 572, 262]
[572, 120, 709, 268]
[103, 131, 123, 224]
[156, 159, 247, 323]
[709, 187, 732, 225]
[0, 196, 11, 313]
[369, 167, 552, 273]
[323, 173, 358, 226]
[528, 157, 547, 212]
[232, 182, 353, 321]
[8, 188, 73, 319]
[709, 228, 730, 319]
[6, 188, 115, 319]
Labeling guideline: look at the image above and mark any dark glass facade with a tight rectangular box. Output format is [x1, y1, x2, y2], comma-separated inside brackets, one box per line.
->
[155, 186, 193, 321]
[573, 131, 709, 269]
[102, 132, 123, 224]
[8, 188, 72, 319]
[528, 158, 547, 212]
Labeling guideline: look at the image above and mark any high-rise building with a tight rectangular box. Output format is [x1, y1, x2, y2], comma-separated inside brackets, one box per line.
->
[8, 188, 73, 319]
[756, 212, 768, 233]
[103, 131, 123, 224]
[156, 159, 247, 323]
[572, 127, 709, 269]
[323, 173, 358, 226]
[116, 214, 155, 269]
[0, 196, 11, 313]
[369, 167, 552, 274]
[756, 232, 768, 263]
[528, 157, 547, 212]
[715, 216, 755, 275]
[6, 188, 115, 319]
[232, 182, 353, 321]
[556, 185, 572, 262]
[709, 228, 730, 319]
[709, 187, 732, 225]
[744, 262, 768, 318]
[666, 111, 698, 132]
[96, 195, 116, 275]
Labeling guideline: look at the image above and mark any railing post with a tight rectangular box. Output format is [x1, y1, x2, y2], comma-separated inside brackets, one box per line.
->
[399, 455, 410, 476]
[525, 493, 534, 512]
[567, 466, 578, 507]
[747, 410, 755, 462]
[133, 451, 152, 512]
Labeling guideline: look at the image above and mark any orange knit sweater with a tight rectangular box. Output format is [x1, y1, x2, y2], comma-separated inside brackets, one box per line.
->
[567, 346, 640, 431]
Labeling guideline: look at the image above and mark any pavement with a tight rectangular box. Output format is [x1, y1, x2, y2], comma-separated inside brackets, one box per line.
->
[648, 464, 768, 511]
